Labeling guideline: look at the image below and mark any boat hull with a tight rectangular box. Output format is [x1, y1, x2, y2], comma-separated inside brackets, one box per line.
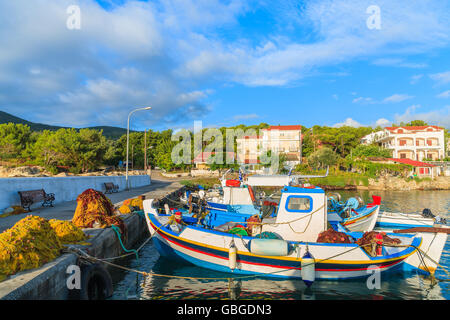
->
[376, 212, 435, 230]
[144, 212, 420, 280]
[342, 206, 380, 232]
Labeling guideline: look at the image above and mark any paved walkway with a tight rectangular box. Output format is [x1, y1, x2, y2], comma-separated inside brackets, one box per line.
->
[0, 172, 185, 232]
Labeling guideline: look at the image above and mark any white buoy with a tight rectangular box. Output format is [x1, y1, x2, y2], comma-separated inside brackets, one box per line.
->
[301, 244, 315, 287]
[164, 203, 171, 215]
[229, 239, 237, 271]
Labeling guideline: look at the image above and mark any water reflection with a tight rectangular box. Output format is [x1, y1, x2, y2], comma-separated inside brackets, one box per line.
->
[110, 190, 450, 300]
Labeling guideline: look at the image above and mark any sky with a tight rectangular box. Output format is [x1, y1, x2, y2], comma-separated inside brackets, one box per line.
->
[0, 0, 450, 132]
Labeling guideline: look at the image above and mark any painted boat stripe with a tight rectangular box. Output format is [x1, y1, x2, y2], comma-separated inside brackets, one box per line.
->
[149, 218, 416, 270]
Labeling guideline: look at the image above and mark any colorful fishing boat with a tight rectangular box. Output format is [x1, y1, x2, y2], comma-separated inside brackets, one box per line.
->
[181, 170, 381, 233]
[143, 184, 448, 280]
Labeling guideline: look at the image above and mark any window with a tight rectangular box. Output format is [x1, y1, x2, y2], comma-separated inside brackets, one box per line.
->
[286, 196, 312, 212]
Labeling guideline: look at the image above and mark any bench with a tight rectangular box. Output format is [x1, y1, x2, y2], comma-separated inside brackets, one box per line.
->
[104, 182, 119, 194]
[18, 189, 55, 212]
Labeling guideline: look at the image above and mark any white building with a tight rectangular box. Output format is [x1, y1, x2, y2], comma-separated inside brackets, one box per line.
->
[361, 125, 445, 161]
[447, 139, 450, 158]
[237, 125, 302, 171]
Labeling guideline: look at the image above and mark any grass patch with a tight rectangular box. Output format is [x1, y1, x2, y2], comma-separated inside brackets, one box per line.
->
[309, 173, 370, 187]
[180, 177, 221, 190]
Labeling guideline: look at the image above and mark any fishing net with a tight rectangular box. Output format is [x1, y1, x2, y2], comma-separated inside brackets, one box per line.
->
[246, 215, 262, 236]
[316, 228, 353, 244]
[0, 206, 27, 218]
[356, 231, 401, 257]
[356, 231, 401, 247]
[0, 215, 63, 281]
[48, 219, 86, 244]
[118, 204, 132, 214]
[228, 225, 248, 236]
[118, 197, 144, 214]
[253, 231, 281, 239]
[72, 189, 126, 234]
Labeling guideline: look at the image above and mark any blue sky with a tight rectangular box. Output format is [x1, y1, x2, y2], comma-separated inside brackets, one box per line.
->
[0, 0, 449, 131]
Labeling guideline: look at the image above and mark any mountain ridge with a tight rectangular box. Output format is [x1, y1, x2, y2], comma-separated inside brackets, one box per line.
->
[0, 110, 133, 139]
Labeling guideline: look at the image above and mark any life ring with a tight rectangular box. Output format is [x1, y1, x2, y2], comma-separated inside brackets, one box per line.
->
[69, 263, 113, 300]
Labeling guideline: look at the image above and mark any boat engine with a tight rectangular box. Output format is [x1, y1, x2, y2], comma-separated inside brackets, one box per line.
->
[345, 196, 364, 210]
[328, 193, 341, 202]
[422, 208, 435, 218]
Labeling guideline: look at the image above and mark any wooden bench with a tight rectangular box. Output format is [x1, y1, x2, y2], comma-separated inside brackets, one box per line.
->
[104, 182, 119, 194]
[18, 189, 55, 212]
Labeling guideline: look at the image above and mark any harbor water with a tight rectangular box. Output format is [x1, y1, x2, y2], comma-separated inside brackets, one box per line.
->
[109, 190, 450, 300]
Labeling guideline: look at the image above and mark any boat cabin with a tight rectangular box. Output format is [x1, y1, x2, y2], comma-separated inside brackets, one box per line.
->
[259, 185, 327, 242]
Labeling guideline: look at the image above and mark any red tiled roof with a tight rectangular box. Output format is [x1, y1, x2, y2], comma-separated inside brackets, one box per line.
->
[240, 135, 262, 139]
[386, 158, 436, 167]
[193, 152, 235, 163]
[243, 159, 260, 164]
[385, 126, 443, 132]
[264, 125, 302, 131]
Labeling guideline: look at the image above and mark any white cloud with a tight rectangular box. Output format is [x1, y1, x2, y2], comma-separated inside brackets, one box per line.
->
[383, 94, 414, 103]
[352, 96, 374, 104]
[179, 1, 450, 86]
[333, 118, 364, 128]
[374, 118, 391, 127]
[410, 74, 423, 84]
[437, 90, 450, 98]
[429, 71, 450, 85]
[232, 114, 260, 121]
[332, 108, 449, 129]
[393, 105, 450, 128]
[372, 58, 427, 69]
[1, 0, 450, 128]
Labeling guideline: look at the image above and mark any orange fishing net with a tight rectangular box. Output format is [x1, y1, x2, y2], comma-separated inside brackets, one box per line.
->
[72, 189, 126, 234]
[118, 197, 144, 214]
[356, 231, 401, 247]
[316, 228, 353, 244]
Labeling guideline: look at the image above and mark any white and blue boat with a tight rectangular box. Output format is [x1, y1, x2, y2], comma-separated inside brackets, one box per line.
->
[182, 170, 381, 233]
[144, 183, 448, 280]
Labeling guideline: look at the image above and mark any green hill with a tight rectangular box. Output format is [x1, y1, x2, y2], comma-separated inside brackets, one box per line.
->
[0, 110, 132, 139]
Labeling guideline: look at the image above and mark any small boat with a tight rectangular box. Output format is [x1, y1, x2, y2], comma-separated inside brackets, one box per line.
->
[143, 184, 448, 280]
[327, 194, 380, 232]
[376, 209, 447, 230]
[182, 169, 380, 233]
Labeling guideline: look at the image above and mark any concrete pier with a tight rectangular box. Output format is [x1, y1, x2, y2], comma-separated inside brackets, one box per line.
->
[0, 175, 186, 300]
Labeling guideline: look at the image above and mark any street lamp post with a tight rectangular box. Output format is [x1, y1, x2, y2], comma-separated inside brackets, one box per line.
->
[126, 107, 151, 190]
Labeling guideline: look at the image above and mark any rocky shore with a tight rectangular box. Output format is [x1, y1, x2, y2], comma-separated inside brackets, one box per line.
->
[362, 176, 450, 191]
[317, 176, 450, 191]
[0, 166, 145, 178]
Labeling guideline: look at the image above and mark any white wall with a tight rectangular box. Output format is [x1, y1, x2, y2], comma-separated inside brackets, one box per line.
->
[0, 175, 151, 211]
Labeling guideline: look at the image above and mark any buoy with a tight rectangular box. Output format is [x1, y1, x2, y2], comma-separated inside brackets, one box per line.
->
[248, 238, 290, 256]
[174, 211, 182, 224]
[229, 239, 237, 271]
[164, 203, 171, 215]
[301, 244, 315, 287]
[376, 233, 383, 256]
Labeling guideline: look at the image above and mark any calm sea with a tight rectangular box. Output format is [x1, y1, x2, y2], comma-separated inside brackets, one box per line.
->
[109, 190, 450, 300]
